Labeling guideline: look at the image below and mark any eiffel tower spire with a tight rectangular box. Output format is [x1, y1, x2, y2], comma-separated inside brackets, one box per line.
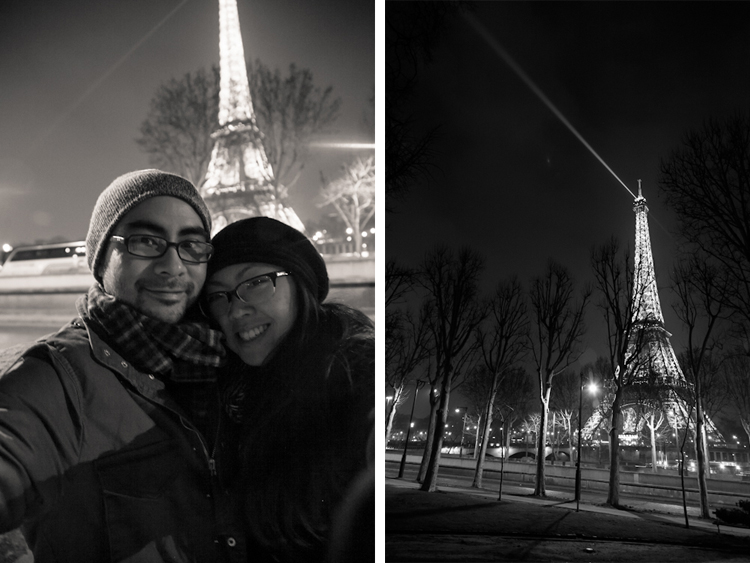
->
[217, 0, 254, 125]
[201, 0, 305, 236]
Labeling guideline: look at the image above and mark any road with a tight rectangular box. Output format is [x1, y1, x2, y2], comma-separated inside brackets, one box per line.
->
[386, 459, 717, 516]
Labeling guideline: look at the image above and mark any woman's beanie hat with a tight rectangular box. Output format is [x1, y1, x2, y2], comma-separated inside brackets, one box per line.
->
[207, 217, 329, 302]
[86, 169, 212, 282]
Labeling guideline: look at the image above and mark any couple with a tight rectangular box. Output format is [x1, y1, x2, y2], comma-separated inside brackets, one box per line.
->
[0, 170, 374, 562]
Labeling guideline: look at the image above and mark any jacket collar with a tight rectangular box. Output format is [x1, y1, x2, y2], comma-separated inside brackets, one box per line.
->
[77, 316, 167, 398]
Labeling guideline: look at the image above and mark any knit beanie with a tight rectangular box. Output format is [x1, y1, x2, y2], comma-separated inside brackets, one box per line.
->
[207, 217, 329, 302]
[86, 169, 212, 282]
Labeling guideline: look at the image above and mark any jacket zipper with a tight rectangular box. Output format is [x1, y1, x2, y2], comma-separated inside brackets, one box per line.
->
[180, 416, 219, 477]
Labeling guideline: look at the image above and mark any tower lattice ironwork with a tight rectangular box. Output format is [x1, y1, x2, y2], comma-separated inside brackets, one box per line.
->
[200, 0, 305, 236]
[583, 182, 722, 447]
[628, 180, 687, 393]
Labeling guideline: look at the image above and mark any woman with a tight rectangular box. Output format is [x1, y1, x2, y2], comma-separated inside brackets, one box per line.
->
[203, 217, 374, 562]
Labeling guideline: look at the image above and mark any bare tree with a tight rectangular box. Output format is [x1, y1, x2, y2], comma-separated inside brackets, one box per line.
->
[550, 369, 581, 462]
[641, 409, 668, 471]
[416, 355, 441, 483]
[591, 237, 653, 506]
[385, 301, 433, 441]
[523, 413, 542, 456]
[671, 256, 730, 518]
[136, 67, 220, 186]
[387, 259, 416, 309]
[659, 112, 750, 326]
[319, 156, 375, 254]
[418, 246, 486, 492]
[466, 276, 528, 487]
[417, 296, 481, 483]
[249, 60, 341, 194]
[529, 261, 590, 496]
[137, 62, 339, 196]
[494, 367, 535, 454]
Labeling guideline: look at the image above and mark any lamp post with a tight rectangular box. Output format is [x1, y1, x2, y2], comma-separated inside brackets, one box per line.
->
[456, 407, 469, 458]
[575, 377, 598, 512]
[399, 380, 424, 478]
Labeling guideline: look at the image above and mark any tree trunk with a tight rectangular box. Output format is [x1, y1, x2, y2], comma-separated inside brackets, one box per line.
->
[473, 406, 493, 488]
[649, 413, 658, 473]
[607, 385, 623, 507]
[567, 417, 574, 463]
[550, 411, 557, 464]
[421, 367, 453, 492]
[534, 384, 551, 496]
[417, 386, 440, 483]
[385, 383, 405, 443]
[695, 400, 711, 518]
[741, 417, 750, 447]
[473, 416, 482, 460]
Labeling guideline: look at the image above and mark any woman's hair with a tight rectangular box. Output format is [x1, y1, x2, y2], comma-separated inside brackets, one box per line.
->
[236, 283, 374, 561]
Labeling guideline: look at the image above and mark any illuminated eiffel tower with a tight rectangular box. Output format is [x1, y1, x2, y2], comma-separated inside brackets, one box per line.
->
[583, 181, 722, 445]
[628, 180, 687, 393]
[201, 0, 305, 236]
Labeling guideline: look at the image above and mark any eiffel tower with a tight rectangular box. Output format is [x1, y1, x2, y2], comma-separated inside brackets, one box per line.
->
[583, 182, 722, 445]
[628, 180, 686, 393]
[200, 0, 305, 236]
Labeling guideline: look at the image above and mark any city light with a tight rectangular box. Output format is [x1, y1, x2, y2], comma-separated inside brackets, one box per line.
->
[309, 142, 375, 150]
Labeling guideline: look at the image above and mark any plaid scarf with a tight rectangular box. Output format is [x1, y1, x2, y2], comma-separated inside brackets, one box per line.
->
[77, 284, 225, 382]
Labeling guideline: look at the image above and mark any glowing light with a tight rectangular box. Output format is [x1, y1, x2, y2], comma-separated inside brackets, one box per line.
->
[463, 12, 636, 200]
[309, 142, 375, 150]
[370, 228, 375, 234]
[346, 227, 353, 234]
[2, 244, 12, 253]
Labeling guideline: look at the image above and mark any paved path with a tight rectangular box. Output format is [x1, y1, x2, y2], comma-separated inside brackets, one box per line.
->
[386, 477, 750, 562]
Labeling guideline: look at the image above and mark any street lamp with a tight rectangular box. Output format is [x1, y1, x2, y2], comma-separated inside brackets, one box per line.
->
[456, 407, 469, 458]
[399, 380, 424, 478]
[575, 376, 599, 512]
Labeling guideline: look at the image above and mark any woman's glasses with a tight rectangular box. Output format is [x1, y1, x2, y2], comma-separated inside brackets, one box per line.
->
[202, 271, 290, 317]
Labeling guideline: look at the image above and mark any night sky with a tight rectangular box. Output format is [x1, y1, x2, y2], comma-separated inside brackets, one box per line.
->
[0, 0, 374, 248]
[388, 2, 750, 391]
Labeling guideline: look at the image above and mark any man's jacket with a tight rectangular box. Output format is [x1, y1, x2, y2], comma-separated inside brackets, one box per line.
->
[0, 317, 244, 562]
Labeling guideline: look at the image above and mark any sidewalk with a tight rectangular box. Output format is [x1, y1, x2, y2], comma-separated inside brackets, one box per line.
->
[386, 477, 750, 562]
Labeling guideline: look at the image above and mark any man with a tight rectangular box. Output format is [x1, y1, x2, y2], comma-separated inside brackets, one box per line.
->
[0, 170, 244, 561]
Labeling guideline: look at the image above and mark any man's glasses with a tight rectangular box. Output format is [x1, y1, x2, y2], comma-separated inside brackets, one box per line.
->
[202, 271, 290, 318]
[111, 234, 213, 264]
